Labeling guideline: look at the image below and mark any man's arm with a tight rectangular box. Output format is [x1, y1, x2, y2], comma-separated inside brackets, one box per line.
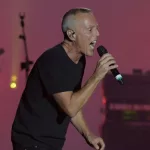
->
[71, 110, 105, 150]
[53, 54, 118, 117]
[54, 74, 100, 117]
[71, 110, 91, 138]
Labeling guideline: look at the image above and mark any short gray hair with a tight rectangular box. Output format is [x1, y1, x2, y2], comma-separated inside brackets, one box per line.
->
[61, 8, 92, 34]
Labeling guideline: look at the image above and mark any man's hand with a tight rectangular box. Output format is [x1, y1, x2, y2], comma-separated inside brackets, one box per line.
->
[86, 134, 105, 150]
[93, 53, 118, 81]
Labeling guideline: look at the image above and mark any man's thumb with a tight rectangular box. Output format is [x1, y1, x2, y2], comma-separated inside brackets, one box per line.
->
[94, 144, 99, 150]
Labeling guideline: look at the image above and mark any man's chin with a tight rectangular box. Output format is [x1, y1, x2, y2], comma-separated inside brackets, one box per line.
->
[85, 50, 94, 56]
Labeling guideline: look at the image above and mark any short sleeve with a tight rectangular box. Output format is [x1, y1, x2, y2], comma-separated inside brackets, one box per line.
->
[37, 52, 79, 95]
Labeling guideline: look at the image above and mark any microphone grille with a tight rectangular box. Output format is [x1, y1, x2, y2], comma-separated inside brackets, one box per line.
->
[97, 45, 108, 56]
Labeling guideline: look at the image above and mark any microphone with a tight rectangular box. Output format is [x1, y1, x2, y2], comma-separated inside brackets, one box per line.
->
[97, 45, 124, 85]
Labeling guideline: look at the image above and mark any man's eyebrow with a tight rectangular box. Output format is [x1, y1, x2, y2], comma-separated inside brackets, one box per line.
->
[88, 24, 99, 28]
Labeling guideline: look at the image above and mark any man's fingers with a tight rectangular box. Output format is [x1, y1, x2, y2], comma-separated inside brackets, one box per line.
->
[99, 54, 114, 63]
[99, 139, 105, 150]
[99, 53, 113, 61]
[93, 143, 100, 150]
[93, 138, 105, 150]
[98, 53, 116, 67]
[108, 64, 118, 70]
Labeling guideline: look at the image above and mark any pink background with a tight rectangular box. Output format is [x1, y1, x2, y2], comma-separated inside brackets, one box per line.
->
[0, 0, 150, 150]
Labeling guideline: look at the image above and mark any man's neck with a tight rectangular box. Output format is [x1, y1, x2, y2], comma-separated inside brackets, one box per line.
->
[62, 40, 82, 64]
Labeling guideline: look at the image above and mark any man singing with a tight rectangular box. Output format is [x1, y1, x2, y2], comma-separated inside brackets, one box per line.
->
[11, 7, 118, 150]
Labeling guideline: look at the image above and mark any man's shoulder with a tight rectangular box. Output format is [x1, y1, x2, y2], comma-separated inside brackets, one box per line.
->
[36, 43, 63, 64]
[40, 43, 62, 58]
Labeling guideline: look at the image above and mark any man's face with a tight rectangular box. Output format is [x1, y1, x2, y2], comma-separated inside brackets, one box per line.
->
[74, 12, 99, 56]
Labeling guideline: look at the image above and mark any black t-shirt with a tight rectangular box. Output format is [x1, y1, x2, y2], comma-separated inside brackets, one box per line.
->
[11, 43, 86, 150]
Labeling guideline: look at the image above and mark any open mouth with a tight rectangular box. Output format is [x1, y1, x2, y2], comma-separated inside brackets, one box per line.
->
[90, 40, 97, 49]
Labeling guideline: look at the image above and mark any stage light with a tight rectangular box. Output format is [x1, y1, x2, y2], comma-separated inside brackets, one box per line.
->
[10, 82, 17, 89]
[10, 75, 17, 89]
[11, 75, 17, 81]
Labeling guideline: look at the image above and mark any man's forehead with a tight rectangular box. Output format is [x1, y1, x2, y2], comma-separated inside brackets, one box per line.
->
[75, 13, 98, 27]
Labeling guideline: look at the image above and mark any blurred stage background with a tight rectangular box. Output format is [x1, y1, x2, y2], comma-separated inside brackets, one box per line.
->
[0, 0, 150, 150]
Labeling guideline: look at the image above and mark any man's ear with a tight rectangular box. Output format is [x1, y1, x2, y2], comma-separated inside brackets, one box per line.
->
[66, 29, 76, 41]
